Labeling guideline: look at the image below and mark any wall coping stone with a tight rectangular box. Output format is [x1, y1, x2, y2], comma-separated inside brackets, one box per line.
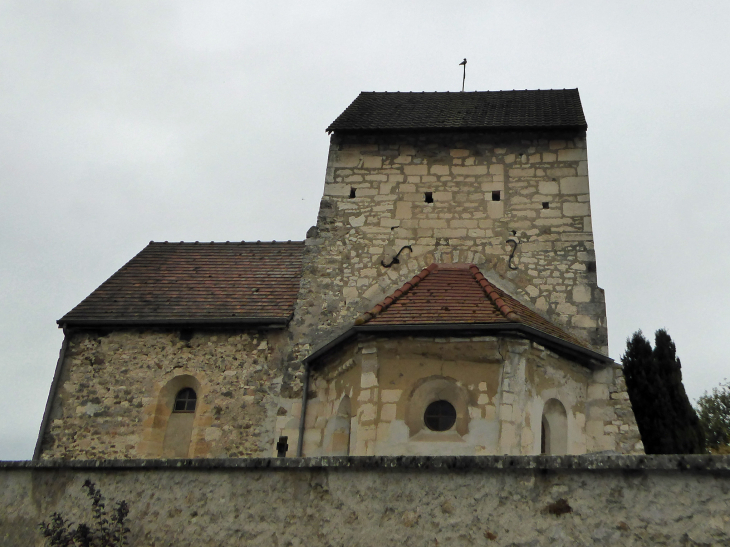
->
[5, 455, 729, 473]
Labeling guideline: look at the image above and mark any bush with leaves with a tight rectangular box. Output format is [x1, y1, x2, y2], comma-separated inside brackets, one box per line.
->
[39, 479, 130, 547]
[621, 329, 705, 454]
[695, 381, 730, 453]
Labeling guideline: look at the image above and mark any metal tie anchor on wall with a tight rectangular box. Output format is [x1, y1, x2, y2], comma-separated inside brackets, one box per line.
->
[506, 231, 520, 270]
[381, 245, 413, 268]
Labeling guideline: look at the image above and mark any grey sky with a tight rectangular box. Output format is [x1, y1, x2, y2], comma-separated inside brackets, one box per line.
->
[2, 1, 729, 460]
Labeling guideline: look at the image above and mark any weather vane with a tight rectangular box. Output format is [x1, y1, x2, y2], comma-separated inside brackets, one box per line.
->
[459, 58, 467, 92]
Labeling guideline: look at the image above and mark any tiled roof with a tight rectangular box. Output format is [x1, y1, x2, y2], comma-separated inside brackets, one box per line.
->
[355, 263, 587, 349]
[58, 241, 305, 326]
[327, 89, 587, 133]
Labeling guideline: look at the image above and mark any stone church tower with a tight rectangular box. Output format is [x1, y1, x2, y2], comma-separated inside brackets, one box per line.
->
[35, 89, 642, 461]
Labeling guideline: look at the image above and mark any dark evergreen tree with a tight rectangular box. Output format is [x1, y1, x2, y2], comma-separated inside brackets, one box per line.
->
[621, 329, 704, 454]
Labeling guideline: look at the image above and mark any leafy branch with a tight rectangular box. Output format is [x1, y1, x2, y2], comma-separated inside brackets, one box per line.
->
[39, 480, 130, 547]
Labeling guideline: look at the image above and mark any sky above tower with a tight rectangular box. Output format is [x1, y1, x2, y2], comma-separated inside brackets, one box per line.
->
[1, 1, 729, 459]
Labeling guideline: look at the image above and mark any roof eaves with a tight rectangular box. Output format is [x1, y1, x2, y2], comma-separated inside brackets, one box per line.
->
[328, 124, 588, 134]
[58, 317, 291, 329]
[304, 322, 612, 369]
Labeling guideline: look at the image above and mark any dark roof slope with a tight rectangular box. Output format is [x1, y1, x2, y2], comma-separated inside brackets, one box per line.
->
[59, 241, 305, 327]
[327, 89, 587, 133]
[356, 263, 588, 349]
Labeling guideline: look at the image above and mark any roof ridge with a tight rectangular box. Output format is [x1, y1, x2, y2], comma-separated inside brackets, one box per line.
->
[355, 263, 438, 325]
[468, 265, 520, 322]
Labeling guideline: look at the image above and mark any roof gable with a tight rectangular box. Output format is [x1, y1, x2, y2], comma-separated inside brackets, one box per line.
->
[355, 263, 587, 349]
[58, 241, 305, 327]
[327, 89, 587, 133]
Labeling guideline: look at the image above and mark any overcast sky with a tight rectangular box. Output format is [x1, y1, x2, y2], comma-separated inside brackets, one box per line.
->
[2, 1, 729, 460]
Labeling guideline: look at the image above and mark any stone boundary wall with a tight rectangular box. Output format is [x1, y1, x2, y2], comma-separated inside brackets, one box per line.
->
[2, 455, 728, 546]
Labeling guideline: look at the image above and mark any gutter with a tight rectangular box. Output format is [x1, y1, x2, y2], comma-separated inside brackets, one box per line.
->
[328, 125, 588, 135]
[304, 323, 612, 370]
[33, 329, 70, 460]
[295, 362, 311, 457]
[57, 317, 290, 329]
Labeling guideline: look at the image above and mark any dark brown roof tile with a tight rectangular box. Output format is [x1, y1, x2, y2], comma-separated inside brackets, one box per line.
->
[59, 241, 305, 326]
[327, 89, 587, 133]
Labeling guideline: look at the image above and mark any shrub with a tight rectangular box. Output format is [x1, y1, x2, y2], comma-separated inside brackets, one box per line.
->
[39, 480, 129, 547]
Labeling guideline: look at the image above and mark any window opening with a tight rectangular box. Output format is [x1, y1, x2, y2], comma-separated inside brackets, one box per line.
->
[424, 400, 456, 431]
[173, 388, 197, 413]
[491, 191, 501, 202]
[276, 436, 289, 457]
[424, 192, 434, 204]
[541, 399, 567, 455]
[349, 187, 356, 199]
[542, 202, 549, 209]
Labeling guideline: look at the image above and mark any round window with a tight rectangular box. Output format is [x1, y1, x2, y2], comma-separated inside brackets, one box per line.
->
[424, 400, 456, 431]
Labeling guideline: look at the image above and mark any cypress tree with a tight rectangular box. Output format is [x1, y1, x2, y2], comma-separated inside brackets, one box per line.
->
[621, 329, 704, 454]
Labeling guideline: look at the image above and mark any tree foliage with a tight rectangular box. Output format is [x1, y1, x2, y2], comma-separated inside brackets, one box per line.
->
[38, 480, 130, 547]
[695, 381, 730, 452]
[621, 329, 705, 454]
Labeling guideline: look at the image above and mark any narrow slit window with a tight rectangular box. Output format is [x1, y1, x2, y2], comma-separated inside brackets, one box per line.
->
[424, 192, 434, 204]
[491, 191, 501, 202]
[542, 202, 550, 209]
[349, 187, 356, 199]
[173, 388, 197, 413]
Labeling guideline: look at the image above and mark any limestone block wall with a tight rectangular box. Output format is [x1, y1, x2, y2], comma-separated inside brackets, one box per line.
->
[293, 131, 607, 361]
[300, 335, 641, 457]
[2, 457, 728, 547]
[38, 328, 289, 460]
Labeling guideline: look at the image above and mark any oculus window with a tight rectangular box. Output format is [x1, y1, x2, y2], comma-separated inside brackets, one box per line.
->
[424, 400, 456, 431]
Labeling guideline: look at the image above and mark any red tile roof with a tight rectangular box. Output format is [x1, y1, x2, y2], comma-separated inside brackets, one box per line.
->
[58, 241, 305, 326]
[355, 263, 587, 349]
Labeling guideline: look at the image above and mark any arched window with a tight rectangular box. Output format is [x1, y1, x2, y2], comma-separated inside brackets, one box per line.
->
[173, 388, 197, 412]
[162, 381, 199, 458]
[541, 398, 568, 455]
[141, 374, 202, 458]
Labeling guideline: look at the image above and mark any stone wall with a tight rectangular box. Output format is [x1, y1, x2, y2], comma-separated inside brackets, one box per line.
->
[293, 131, 607, 360]
[38, 130, 629, 462]
[299, 335, 641, 457]
[38, 328, 288, 460]
[2, 456, 728, 547]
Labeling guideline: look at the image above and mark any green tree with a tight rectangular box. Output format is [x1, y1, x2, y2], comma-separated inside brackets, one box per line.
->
[695, 381, 730, 453]
[39, 480, 130, 547]
[621, 329, 704, 454]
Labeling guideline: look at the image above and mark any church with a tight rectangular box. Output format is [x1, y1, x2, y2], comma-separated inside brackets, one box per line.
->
[34, 89, 643, 461]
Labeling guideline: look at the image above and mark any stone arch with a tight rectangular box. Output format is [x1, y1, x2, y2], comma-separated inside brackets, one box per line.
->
[142, 374, 203, 458]
[406, 377, 469, 436]
[323, 395, 351, 456]
[541, 398, 568, 455]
